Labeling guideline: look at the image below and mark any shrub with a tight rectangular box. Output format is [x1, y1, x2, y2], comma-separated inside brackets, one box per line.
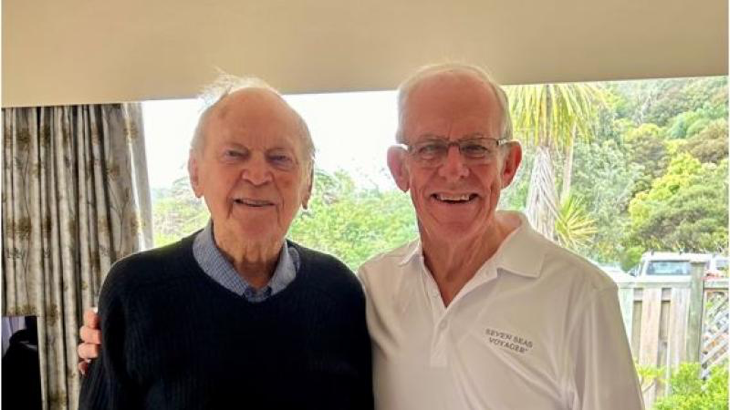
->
[654, 363, 728, 410]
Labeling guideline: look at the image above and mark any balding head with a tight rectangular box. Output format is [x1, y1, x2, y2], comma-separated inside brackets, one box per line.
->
[396, 63, 513, 145]
[191, 75, 315, 170]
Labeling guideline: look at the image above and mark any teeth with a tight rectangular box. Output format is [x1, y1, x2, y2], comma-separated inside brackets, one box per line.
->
[436, 194, 473, 202]
[235, 198, 272, 206]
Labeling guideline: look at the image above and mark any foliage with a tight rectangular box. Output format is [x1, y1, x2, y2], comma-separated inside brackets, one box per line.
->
[613, 77, 728, 127]
[555, 193, 597, 252]
[570, 139, 640, 262]
[635, 362, 664, 394]
[288, 170, 417, 270]
[499, 143, 533, 211]
[654, 363, 728, 410]
[508, 83, 604, 239]
[623, 123, 670, 195]
[628, 156, 728, 255]
[508, 83, 604, 149]
[152, 177, 208, 246]
[680, 119, 729, 164]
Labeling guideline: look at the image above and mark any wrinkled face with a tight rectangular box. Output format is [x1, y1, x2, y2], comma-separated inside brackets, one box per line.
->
[188, 89, 312, 245]
[389, 73, 520, 243]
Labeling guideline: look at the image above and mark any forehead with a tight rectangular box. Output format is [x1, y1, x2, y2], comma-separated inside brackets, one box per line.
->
[402, 73, 502, 141]
[206, 88, 304, 148]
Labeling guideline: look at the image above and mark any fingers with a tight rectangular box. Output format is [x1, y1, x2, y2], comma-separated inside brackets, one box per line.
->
[78, 341, 100, 361]
[80, 325, 102, 344]
[78, 360, 89, 375]
[83, 308, 100, 329]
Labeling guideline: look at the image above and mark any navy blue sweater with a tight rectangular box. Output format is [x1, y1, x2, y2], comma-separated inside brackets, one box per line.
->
[79, 234, 373, 409]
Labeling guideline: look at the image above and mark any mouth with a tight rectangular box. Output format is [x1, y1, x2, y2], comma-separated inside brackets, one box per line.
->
[233, 198, 275, 208]
[431, 193, 479, 204]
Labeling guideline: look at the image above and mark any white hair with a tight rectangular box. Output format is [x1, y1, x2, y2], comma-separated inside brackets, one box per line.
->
[395, 63, 513, 144]
[190, 73, 315, 168]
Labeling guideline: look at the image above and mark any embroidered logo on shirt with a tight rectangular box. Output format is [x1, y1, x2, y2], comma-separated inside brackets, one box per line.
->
[485, 328, 533, 354]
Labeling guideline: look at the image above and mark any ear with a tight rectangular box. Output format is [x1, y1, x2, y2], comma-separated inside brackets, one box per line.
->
[301, 166, 314, 209]
[387, 146, 410, 192]
[188, 152, 204, 198]
[499, 142, 523, 188]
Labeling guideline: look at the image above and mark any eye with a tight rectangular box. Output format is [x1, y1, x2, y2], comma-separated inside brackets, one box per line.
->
[223, 149, 245, 159]
[461, 143, 490, 157]
[267, 152, 295, 169]
[416, 142, 445, 159]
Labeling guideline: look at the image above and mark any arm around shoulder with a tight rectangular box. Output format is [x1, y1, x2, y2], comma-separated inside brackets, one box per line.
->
[79, 263, 143, 409]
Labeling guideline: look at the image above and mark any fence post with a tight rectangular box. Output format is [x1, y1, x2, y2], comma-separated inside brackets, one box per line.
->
[685, 262, 706, 363]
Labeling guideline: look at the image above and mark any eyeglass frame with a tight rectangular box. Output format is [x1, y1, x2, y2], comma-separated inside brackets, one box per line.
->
[397, 134, 510, 167]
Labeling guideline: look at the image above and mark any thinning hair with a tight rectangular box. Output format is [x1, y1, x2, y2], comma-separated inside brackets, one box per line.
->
[190, 73, 316, 168]
[395, 63, 513, 144]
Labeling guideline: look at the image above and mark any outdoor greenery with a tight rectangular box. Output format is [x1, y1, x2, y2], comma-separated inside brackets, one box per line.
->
[508, 83, 603, 240]
[653, 363, 728, 410]
[151, 76, 728, 272]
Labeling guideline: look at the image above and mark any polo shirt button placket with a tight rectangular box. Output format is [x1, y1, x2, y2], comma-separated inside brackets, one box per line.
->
[430, 318, 449, 367]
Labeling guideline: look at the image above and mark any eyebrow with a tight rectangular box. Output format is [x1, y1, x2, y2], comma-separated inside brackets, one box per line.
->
[415, 132, 487, 141]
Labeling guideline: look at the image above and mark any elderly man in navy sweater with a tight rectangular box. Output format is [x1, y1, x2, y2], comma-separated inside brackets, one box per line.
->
[78, 77, 373, 409]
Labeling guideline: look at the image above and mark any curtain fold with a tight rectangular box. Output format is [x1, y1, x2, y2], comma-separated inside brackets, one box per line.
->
[2, 103, 151, 410]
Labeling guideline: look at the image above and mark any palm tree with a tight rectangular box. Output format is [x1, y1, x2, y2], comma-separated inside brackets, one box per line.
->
[508, 83, 603, 240]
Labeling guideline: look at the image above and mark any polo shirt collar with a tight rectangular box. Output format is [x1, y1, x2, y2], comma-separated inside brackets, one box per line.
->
[492, 211, 545, 279]
[398, 240, 423, 266]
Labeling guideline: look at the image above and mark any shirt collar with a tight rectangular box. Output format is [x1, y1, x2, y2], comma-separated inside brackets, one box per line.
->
[491, 211, 545, 278]
[398, 211, 546, 279]
[193, 220, 298, 299]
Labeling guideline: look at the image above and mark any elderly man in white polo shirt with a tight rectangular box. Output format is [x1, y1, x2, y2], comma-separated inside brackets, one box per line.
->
[358, 63, 643, 409]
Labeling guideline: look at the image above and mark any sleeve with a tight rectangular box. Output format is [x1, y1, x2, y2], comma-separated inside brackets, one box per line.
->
[568, 287, 644, 410]
[78, 270, 143, 410]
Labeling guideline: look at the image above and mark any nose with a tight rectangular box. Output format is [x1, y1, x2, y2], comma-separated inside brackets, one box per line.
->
[241, 153, 273, 186]
[438, 144, 469, 181]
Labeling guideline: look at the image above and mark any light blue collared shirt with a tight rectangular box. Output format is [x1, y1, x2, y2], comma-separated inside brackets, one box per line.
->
[192, 221, 299, 303]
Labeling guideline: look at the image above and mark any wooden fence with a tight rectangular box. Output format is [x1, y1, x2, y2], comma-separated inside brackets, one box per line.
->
[616, 262, 728, 407]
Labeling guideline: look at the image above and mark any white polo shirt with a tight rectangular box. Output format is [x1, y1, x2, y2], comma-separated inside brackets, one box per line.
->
[358, 211, 643, 410]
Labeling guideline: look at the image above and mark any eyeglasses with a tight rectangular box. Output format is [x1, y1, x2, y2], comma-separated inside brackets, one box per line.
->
[401, 137, 507, 167]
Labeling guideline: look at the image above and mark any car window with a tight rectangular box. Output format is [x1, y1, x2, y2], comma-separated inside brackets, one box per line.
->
[646, 261, 691, 276]
[714, 258, 728, 275]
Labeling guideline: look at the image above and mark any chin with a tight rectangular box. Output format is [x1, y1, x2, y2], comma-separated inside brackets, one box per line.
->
[420, 221, 474, 243]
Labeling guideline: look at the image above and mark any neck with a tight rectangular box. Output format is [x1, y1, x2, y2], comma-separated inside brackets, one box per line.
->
[213, 225, 283, 289]
[420, 212, 519, 306]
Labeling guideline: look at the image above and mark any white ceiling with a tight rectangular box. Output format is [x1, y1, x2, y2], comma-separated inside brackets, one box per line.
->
[3, 0, 727, 107]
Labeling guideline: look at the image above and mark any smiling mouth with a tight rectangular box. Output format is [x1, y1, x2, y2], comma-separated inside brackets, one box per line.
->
[432, 193, 479, 204]
[234, 198, 274, 207]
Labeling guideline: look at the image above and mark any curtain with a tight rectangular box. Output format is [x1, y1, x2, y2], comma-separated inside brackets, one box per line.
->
[2, 103, 152, 410]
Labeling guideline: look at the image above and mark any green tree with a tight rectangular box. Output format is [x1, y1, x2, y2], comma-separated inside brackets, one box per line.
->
[680, 119, 729, 164]
[289, 170, 417, 270]
[570, 139, 640, 262]
[627, 155, 728, 255]
[508, 83, 603, 239]
[623, 123, 670, 196]
[152, 177, 208, 246]
[613, 77, 727, 127]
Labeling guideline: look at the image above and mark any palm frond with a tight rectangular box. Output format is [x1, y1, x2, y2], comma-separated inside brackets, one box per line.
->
[556, 193, 598, 250]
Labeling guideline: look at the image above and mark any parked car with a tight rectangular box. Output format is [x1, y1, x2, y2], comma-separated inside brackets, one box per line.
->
[630, 252, 728, 279]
